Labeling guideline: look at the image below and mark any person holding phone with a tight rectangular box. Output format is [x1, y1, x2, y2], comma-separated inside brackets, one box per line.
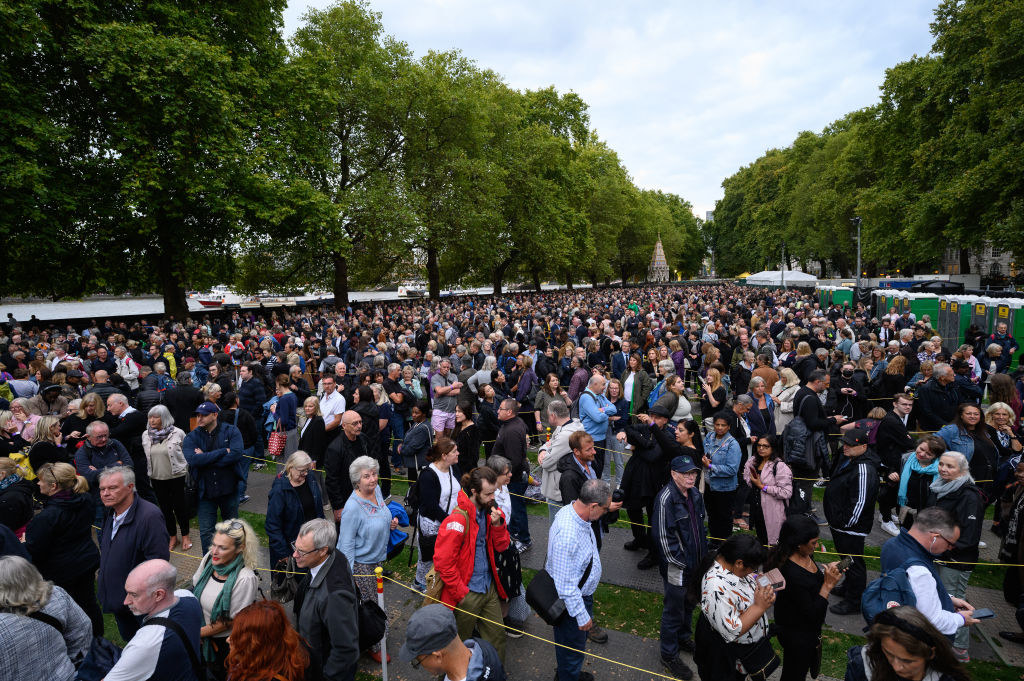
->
[765, 515, 841, 681]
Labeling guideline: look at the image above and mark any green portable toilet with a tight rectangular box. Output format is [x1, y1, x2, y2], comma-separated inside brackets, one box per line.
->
[970, 301, 989, 333]
[910, 295, 939, 329]
[833, 288, 853, 307]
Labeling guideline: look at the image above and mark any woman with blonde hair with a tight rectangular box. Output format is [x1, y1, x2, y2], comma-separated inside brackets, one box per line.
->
[192, 518, 261, 680]
[25, 462, 102, 633]
[24, 414, 67, 473]
[771, 367, 802, 432]
[698, 368, 727, 430]
[62, 392, 107, 444]
[0, 555, 93, 681]
[0, 410, 28, 457]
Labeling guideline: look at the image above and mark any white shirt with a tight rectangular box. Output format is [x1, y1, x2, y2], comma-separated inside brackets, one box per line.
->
[309, 557, 328, 583]
[906, 565, 965, 635]
[623, 372, 635, 402]
[319, 390, 346, 429]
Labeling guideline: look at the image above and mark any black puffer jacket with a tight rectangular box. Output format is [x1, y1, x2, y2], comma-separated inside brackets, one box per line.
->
[929, 480, 984, 570]
[25, 493, 100, 581]
[621, 423, 672, 502]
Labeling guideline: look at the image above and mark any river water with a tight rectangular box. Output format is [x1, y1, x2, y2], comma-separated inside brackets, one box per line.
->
[0, 284, 591, 322]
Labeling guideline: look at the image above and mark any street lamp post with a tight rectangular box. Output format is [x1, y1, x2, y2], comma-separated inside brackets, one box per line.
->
[851, 217, 862, 290]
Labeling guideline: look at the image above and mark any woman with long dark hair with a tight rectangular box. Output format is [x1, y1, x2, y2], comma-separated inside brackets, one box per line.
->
[765, 515, 841, 681]
[936, 402, 998, 499]
[742, 434, 792, 546]
[845, 605, 970, 681]
[225, 600, 318, 681]
[414, 438, 460, 592]
[452, 403, 481, 474]
[692, 534, 774, 681]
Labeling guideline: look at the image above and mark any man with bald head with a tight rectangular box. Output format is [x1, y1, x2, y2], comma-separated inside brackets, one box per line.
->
[105, 559, 203, 681]
[85, 368, 122, 402]
[324, 410, 376, 521]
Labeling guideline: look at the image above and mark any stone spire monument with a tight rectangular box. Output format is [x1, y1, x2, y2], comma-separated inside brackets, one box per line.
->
[648, 236, 670, 282]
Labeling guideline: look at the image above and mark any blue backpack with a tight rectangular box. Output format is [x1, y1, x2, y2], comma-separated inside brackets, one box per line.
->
[860, 558, 924, 626]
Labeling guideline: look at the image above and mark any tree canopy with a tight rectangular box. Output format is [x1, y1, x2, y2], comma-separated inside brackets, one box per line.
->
[707, 0, 1023, 279]
[1, 0, 701, 308]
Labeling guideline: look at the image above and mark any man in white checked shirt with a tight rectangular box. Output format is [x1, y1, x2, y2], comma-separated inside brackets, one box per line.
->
[545, 478, 609, 681]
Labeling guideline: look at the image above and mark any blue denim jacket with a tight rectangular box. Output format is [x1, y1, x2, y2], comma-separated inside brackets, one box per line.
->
[935, 424, 975, 460]
[705, 433, 741, 491]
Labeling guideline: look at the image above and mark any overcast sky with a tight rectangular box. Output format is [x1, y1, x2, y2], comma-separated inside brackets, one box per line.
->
[282, 1, 938, 218]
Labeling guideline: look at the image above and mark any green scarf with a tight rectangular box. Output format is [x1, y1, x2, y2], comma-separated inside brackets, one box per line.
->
[192, 553, 244, 662]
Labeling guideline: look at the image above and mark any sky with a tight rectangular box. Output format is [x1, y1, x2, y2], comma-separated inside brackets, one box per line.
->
[282, 1, 939, 218]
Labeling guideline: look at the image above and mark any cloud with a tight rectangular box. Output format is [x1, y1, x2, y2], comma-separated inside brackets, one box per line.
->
[283, 0, 938, 216]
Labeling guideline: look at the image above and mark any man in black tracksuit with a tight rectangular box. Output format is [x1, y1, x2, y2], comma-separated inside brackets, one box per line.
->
[823, 426, 880, 615]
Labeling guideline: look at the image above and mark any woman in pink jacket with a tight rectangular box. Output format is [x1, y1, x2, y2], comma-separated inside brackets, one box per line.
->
[744, 434, 793, 545]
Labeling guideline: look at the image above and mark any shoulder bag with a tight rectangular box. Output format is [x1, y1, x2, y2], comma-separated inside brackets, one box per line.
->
[525, 557, 592, 626]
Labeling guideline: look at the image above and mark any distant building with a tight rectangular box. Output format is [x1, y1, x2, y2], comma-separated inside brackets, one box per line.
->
[705, 211, 714, 223]
[941, 243, 1014, 278]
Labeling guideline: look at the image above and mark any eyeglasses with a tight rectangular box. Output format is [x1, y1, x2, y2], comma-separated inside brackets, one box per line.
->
[291, 541, 322, 557]
[756, 443, 772, 449]
[933, 532, 957, 547]
[411, 655, 425, 669]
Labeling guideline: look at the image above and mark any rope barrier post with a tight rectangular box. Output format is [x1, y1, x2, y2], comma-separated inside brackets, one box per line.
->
[375, 566, 389, 681]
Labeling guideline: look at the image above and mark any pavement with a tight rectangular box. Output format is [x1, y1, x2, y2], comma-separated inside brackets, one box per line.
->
[166, 455, 1023, 680]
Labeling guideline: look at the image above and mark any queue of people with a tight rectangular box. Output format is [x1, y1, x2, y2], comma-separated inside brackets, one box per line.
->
[1, 282, 1023, 681]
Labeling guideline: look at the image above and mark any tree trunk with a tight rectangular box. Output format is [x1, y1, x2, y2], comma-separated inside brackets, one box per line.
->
[155, 234, 188, 318]
[959, 248, 971, 275]
[331, 251, 349, 307]
[589, 272, 598, 288]
[564, 271, 573, 290]
[427, 244, 440, 300]
[492, 257, 513, 296]
[532, 269, 542, 292]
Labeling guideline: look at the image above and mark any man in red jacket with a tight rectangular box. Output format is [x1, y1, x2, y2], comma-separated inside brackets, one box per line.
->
[434, 466, 511, 662]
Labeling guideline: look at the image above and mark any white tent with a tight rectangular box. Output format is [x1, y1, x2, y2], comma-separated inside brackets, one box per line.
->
[744, 270, 817, 286]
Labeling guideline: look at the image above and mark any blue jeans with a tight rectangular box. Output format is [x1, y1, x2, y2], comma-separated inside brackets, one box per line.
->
[660, 578, 695, 660]
[553, 594, 592, 681]
[389, 413, 406, 467]
[507, 480, 531, 544]
[198, 493, 240, 555]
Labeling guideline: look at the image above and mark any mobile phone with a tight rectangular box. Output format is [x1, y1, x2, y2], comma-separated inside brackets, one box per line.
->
[764, 568, 786, 591]
[837, 556, 853, 572]
[971, 608, 995, 619]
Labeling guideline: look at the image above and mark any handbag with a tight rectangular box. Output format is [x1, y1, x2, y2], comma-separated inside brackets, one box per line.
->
[725, 635, 781, 681]
[525, 558, 592, 626]
[422, 566, 445, 607]
[493, 544, 523, 598]
[270, 556, 303, 603]
[75, 636, 123, 681]
[267, 421, 287, 458]
[183, 466, 199, 519]
[353, 580, 388, 652]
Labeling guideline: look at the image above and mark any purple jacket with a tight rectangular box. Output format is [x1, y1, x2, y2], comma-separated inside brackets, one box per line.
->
[743, 458, 793, 545]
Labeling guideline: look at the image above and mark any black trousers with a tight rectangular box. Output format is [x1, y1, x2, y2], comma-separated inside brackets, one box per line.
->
[626, 498, 654, 548]
[60, 570, 103, 636]
[705, 489, 736, 545]
[779, 629, 818, 681]
[152, 476, 191, 537]
[877, 480, 899, 520]
[749, 500, 768, 547]
[831, 531, 867, 604]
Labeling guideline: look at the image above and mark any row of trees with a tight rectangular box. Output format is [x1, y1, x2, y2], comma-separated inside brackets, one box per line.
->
[705, 0, 1023, 278]
[1, 0, 703, 314]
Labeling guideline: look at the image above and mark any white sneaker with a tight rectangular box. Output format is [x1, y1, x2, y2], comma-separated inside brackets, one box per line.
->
[890, 513, 900, 526]
[880, 521, 900, 537]
[813, 478, 827, 488]
[978, 541, 987, 549]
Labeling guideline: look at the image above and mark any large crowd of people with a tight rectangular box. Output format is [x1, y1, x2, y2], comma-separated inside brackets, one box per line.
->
[0, 283, 1021, 681]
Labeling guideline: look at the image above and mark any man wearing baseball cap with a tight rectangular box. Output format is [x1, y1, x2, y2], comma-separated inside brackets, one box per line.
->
[399, 603, 505, 681]
[823, 426, 880, 615]
[651, 454, 707, 680]
[183, 401, 244, 554]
